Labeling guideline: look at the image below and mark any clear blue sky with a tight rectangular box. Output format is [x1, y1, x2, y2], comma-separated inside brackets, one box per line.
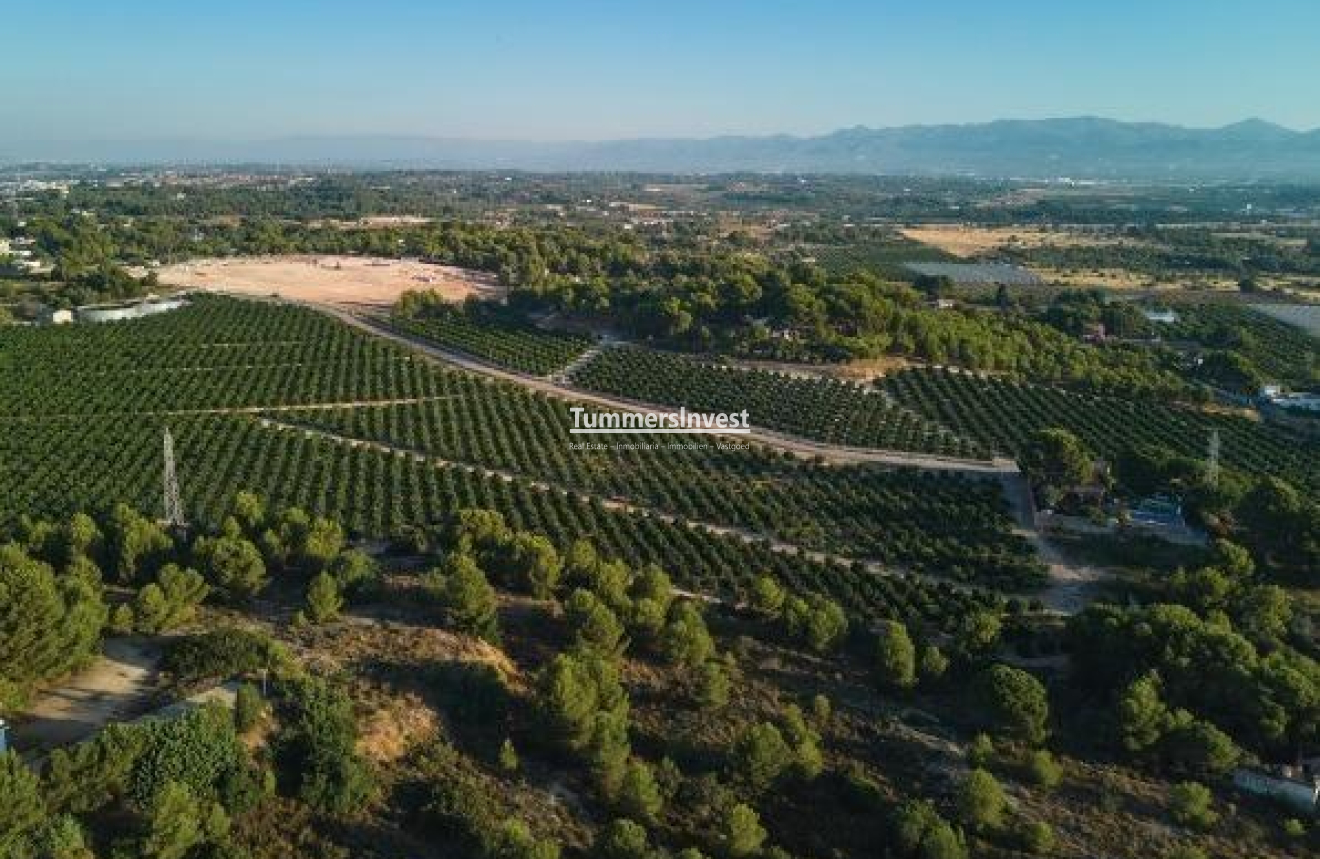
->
[5, 0, 1319, 141]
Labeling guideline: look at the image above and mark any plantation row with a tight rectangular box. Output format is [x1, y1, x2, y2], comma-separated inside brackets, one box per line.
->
[570, 346, 985, 456]
[391, 310, 593, 375]
[0, 295, 388, 371]
[0, 296, 448, 415]
[880, 368, 1319, 489]
[0, 357, 442, 416]
[281, 397, 1043, 587]
[0, 413, 1003, 629]
[0, 296, 1039, 588]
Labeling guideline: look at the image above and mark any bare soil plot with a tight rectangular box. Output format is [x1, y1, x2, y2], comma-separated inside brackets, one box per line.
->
[154, 255, 503, 311]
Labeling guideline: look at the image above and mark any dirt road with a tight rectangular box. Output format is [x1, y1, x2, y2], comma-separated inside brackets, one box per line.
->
[323, 307, 1019, 475]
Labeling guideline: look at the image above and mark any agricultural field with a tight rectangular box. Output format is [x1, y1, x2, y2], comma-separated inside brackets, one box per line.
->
[0, 295, 1011, 623]
[0, 296, 442, 415]
[1250, 302, 1320, 336]
[281, 398, 1042, 587]
[0, 412, 1004, 628]
[880, 367, 1319, 489]
[390, 308, 594, 376]
[571, 346, 985, 457]
[1158, 301, 1318, 386]
[809, 234, 954, 278]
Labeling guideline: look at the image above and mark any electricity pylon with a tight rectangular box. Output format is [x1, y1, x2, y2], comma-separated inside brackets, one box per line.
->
[163, 427, 188, 532]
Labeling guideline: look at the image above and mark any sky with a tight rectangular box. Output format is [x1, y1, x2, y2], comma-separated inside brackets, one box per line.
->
[4, 0, 1320, 143]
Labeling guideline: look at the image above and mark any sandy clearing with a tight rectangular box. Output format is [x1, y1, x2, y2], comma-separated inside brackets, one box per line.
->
[11, 637, 161, 753]
[154, 254, 503, 310]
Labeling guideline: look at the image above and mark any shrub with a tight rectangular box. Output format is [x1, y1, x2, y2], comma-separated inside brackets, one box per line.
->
[489, 819, 561, 859]
[139, 780, 230, 859]
[967, 734, 995, 769]
[273, 677, 376, 814]
[594, 819, 648, 859]
[1018, 820, 1056, 855]
[694, 660, 731, 710]
[732, 722, 793, 792]
[498, 739, 520, 775]
[782, 593, 848, 653]
[1169, 781, 1218, 829]
[958, 769, 1006, 832]
[304, 572, 344, 624]
[0, 750, 46, 857]
[919, 644, 949, 682]
[0, 545, 107, 707]
[1025, 749, 1063, 790]
[129, 703, 244, 810]
[615, 759, 663, 823]
[162, 628, 286, 687]
[193, 535, 267, 602]
[894, 800, 967, 859]
[432, 553, 500, 643]
[566, 590, 627, 656]
[721, 803, 767, 858]
[660, 602, 715, 668]
[233, 683, 265, 733]
[875, 620, 917, 690]
[327, 549, 379, 600]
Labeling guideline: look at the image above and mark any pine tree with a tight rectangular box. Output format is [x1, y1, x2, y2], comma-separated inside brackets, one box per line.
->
[616, 759, 663, 823]
[958, 768, 1007, 832]
[875, 620, 917, 690]
[436, 554, 500, 643]
[0, 751, 46, 857]
[721, 804, 767, 857]
[305, 572, 344, 624]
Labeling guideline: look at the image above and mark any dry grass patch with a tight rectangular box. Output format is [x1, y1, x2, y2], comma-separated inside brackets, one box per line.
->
[901, 225, 1127, 258]
[358, 690, 441, 764]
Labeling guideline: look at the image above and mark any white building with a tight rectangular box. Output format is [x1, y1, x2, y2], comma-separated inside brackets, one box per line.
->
[40, 308, 75, 325]
[1141, 308, 1179, 324]
[75, 297, 189, 324]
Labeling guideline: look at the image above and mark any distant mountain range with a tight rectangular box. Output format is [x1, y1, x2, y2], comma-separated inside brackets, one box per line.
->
[7, 117, 1320, 180]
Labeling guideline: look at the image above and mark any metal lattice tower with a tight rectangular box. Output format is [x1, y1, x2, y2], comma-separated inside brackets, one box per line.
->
[1206, 428, 1221, 488]
[163, 427, 187, 531]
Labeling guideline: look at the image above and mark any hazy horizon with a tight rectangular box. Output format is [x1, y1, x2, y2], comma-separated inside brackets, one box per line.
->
[5, 0, 1320, 146]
